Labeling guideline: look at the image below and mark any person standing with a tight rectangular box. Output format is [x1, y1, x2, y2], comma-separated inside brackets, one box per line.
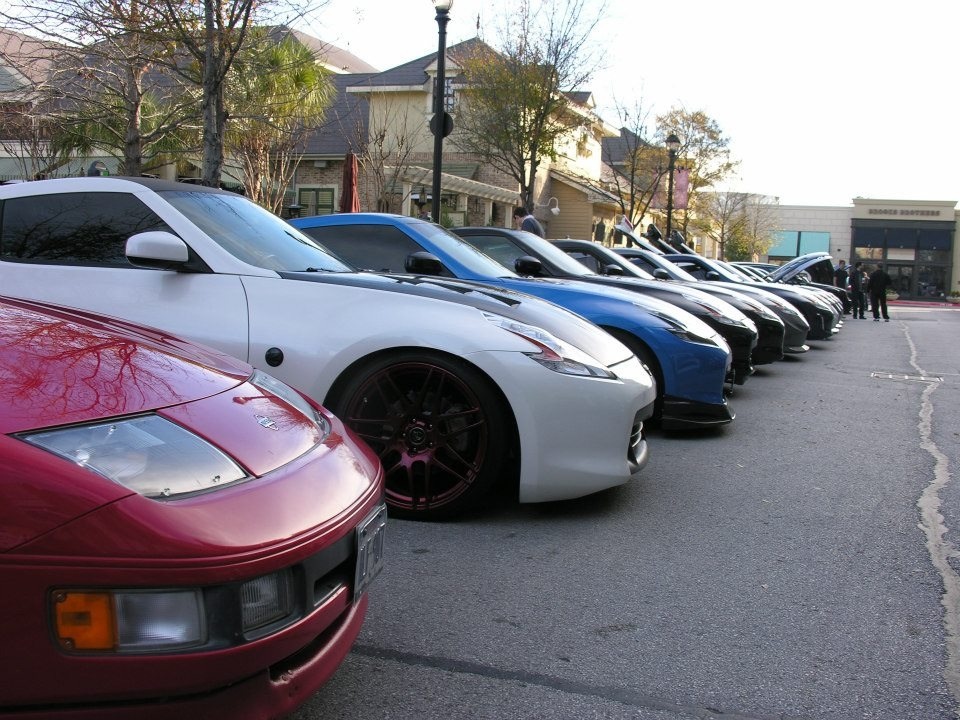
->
[833, 259, 851, 314]
[867, 264, 892, 322]
[513, 207, 545, 237]
[848, 261, 866, 319]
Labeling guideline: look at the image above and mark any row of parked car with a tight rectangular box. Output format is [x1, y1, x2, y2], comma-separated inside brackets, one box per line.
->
[0, 177, 844, 718]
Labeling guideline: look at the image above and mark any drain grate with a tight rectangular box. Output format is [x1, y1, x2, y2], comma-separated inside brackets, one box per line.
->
[871, 371, 943, 383]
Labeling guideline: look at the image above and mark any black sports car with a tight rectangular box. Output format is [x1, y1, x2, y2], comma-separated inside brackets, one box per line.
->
[553, 238, 787, 366]
[453, 227, 759, 385]
[613, 247, 812, 354]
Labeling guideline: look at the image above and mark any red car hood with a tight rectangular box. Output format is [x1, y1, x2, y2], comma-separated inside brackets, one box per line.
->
[0, 297, 255, 552]
[0, 296, 249, 434]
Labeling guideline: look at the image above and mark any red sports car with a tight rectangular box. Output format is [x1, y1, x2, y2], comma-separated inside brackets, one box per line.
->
[0, 297, 386, 718]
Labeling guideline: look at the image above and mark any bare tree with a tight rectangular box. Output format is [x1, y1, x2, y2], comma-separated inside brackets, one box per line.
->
[731, 194, 780, 260]
[157, 0, 253, 186]
[600, 98, 668, 230]
[357, 95, 429, 213]
[1, 1, 196, 177]
[0, 29, 65, 179]
[655, 108, 739, 238]
[691, 190, 750, 260]
[453, 0, 605, 210]
[154, 0, 327, 187]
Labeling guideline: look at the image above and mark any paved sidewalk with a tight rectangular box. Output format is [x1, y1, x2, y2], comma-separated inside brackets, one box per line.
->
[888, 298, 960, 309]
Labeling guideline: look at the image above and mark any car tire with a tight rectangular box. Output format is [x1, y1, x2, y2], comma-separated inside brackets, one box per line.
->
[329, 351, 509, 521]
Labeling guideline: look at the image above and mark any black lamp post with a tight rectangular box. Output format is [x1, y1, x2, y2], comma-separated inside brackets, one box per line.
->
[664, 132, 681, 241]
[431, 0, 453, 223]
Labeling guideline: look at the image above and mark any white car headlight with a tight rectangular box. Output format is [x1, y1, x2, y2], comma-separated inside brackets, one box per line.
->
[51, 568, 299, 654]
[483, 312, 617, 379]
[53, 589, 205, 652]
[240, 570, 295, 632]
[648, 309, 724, 348]
[765, 295, 804, 319]
[21, 415, 248, 498]
[682, 295, 752, 329]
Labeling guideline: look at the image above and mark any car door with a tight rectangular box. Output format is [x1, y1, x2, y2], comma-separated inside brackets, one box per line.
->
[0, 189, 250, 362]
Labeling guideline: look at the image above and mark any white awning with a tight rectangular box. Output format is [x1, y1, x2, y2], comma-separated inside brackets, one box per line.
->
[388, 165, 521, 205]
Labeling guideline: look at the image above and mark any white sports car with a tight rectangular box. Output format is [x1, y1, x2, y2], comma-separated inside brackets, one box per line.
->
[0, 177, 656, 520]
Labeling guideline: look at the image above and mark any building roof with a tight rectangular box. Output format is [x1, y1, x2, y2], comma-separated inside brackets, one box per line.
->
[301, 72, 374, 155]
[348, 37, 487, 90]
[267, 27, 379, 74]
[0, 28, 62, 96]
[550, 169, 621, 206]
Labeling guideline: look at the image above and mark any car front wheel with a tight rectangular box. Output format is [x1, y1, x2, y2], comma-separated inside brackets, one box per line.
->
[330, 352, 509, 520]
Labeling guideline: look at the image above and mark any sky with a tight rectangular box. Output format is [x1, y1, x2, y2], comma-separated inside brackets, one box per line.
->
[299, 0, 960, 207]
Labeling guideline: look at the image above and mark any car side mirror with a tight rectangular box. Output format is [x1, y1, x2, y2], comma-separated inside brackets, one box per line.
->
[705, 270, 721, 281]
[602, 264, 624, 276]
[405, 251, 445, 275]
[514, 255, 543, 276]
[126, 231, 190, 271]
[653, 268, 670, 280]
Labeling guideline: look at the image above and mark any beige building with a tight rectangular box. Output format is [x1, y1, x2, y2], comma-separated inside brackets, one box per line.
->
[289, 37, 623, 240]
[774, 199, 958, 300]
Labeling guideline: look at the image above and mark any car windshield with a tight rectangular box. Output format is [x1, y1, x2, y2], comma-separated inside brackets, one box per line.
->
[605, 254, 655, 280]
[672, 255, 743, 283]
[161, 190, 352, 273]
[736, 265, 770, 280]
[654, 260, 697, 282]
[417, 222, 521, 278]
[716, 260, 757, 282]
[771, 257, 835, 285]
[518, 234, 602, 277]
[640, 253, 698, 282]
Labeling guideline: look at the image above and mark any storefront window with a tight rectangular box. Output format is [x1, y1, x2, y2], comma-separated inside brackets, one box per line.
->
[887, 247, 916, 261]
[916, 265, 947, 298]
[854, 247, 883, 262]
[886, 226, 917, 249]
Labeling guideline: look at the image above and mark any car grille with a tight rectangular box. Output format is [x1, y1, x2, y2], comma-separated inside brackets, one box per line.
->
[627, 408, 647, 471]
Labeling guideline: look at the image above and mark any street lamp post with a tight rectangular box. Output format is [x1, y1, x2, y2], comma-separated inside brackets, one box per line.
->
[431, 0, 453, 223]
[664, 133, 681, 241]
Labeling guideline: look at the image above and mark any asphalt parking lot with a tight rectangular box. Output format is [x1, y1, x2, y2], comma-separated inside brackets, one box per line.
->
[293, 303, 960, 720]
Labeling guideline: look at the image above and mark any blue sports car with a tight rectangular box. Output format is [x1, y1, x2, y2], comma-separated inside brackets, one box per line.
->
[290, 214, 735, 430]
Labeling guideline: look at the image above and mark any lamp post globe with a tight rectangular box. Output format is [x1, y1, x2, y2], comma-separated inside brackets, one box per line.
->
[431, 0, 454, 222]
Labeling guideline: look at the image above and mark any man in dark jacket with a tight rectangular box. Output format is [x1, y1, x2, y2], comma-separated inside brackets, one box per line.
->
[833, 260, 852, 314]
[848, 261, 866, 319]
[868, 265, 893, 322]
[512, 207, 545, 237]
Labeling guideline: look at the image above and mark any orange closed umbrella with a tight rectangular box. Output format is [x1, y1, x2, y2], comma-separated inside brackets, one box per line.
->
[339, 152, 360, 213]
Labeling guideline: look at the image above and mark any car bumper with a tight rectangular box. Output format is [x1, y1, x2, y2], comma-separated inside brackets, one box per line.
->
[712, 323, 757, 385]
[468, 351, 657, 504]
[751, 318, 785, 364]
[804, 307, 836, 340]
[661, 394, 735, 430]
[782, 317, 810, 353]
[1, 453, 386, 716]
[0, 596, 369, 720]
